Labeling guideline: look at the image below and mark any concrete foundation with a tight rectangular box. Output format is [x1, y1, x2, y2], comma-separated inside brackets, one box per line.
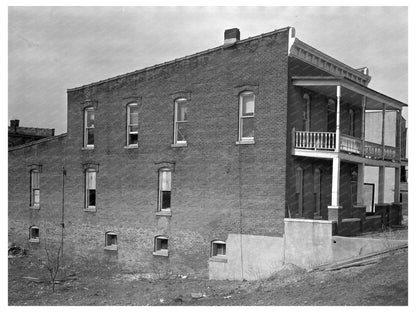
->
[208, 234, 284, 281]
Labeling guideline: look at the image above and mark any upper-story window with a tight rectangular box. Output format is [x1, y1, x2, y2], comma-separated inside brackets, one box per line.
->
[303, 94, 311, 131]
[30, 169, 40, 208]
[85, 169, 96, 211]
[239, 92, 255, 141]
[127, 103, 139, 146]
[173, 98, 188, 145]
[84, 107, 95, 148]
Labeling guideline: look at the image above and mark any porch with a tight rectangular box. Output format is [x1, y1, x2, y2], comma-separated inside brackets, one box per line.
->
[292, 130, 400, 161]
[289, 76, 406, 236]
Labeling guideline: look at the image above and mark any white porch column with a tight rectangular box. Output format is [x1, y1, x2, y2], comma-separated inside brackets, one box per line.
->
[361, 97, 366, 156]
[335, 85, 341, 152]
[328, 85, 343, 223]
[378, 166, 385, 203]
[394, 167, 400, 202]
[381, 103, 386, 160]
[331, 156, 341, 206]
[356, 163, 365, 205]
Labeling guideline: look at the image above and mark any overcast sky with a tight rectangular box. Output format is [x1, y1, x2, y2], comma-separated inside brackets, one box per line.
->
[8, 6, 408, 134]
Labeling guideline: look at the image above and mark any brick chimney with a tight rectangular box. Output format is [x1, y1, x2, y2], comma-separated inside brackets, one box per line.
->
[10, 119, 20, 131]
[224, 28, 240, 46]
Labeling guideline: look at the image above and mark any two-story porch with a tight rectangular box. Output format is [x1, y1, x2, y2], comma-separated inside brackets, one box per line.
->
[287, 76, 406, 235]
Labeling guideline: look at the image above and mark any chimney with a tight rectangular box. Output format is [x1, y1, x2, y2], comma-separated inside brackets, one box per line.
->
[10, 119, 20, 131]
[224, 28, 240, 46]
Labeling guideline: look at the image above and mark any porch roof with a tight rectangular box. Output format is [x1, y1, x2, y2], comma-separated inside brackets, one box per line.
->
[291, 76, 407, 111]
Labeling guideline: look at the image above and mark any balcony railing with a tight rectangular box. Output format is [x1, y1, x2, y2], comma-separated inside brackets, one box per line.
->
[293, 130, 399, 161]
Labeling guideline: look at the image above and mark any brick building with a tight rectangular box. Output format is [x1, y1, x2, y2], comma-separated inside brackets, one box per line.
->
[8, 27, 407, 278]
[8, 119, 55, 147]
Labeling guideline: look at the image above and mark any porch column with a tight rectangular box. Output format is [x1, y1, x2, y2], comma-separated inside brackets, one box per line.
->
[361, 97, 366, 156]
[356, 163, 365, 205]
[328, 156, 342, 223]
[378, 166, 385, 203]
[394, 166, 400, 202]
[335, 85, 341, 152]
[396, 109, 402, 161]
[381, 103, 386, 160]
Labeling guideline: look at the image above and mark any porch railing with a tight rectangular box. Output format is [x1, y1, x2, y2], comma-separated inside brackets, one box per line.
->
[294, 130, 399, 161]
[340, 134, 362, 155]
[294, 130, 336, 150]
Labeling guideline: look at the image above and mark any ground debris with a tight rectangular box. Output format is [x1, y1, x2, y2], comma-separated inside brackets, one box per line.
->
[8, 244, 27, 258]
[191, 292, 206, 299]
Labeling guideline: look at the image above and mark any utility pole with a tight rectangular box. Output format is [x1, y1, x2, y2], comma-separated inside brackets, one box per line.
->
[61, 166, 66, 258]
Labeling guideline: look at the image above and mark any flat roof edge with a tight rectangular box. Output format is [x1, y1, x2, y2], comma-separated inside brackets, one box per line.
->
[8, 133, 67, 152]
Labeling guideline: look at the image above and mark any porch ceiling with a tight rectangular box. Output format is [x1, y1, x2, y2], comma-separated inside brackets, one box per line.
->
[292, 76, 407, 111]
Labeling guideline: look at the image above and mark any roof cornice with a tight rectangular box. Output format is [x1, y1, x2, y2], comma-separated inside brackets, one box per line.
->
[289, 38, 371, 87]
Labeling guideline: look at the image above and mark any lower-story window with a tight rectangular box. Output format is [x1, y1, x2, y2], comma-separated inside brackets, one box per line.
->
[29, 226, 39, 243]
[104, 231, 117, 251]
[153, 235, 169, 257]
[211, 240, 226, 257]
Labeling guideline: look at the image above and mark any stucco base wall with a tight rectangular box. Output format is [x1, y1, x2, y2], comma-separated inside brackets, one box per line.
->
[209, 234, 284, 281]
[283, 218, 336, 268]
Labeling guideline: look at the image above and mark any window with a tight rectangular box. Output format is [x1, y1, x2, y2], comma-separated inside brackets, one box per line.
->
[211, 240, 226, 257]
[303, 94, 311, 131]
[153, 235, 169, 256]
[238, 92, 255, 141]
[84, 107, 95, 148]
[126, 103, 139, 146]
[348, 108, 355, 136]
[85, 169, 96, 211]
[158, 168, 171, 214]
[30, 170, 40, 208]
[104, 232, 117, 251]
[29, 226, 39, 243]
[173, 98, 188, 145]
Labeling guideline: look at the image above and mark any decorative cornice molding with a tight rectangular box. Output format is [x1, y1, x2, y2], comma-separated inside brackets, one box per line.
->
[290, 39, 371, 87]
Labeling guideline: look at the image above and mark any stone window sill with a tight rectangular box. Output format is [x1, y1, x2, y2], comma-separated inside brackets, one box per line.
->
[236, 140, 255, 145]
[104, 245, 118, 251]
[29, 206, 40, 210]
[29, 239, 40, 244]
[171, 142, 188, 148]
[153, 250, 169, 257]
[124, 145, 138, 149]
[81, 147, 94, 151]
[156, 210, 172, 217]
[209, 256, 227, 263]
[84, 207, 97, 213]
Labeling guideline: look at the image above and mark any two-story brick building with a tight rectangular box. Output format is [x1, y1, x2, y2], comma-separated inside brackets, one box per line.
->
[8, 26, 407, 278]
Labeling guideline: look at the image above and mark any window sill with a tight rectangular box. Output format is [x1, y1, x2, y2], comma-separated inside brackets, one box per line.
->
[29, 206, 40, 210]
[104, 245, 118, 251]
[209, 256, 227, 263]
[84, 207, 97, 212]
[156, 210, 172, 217]
[235, 140, 255, 145]
[153, 250, 169, 257]
[81, 146, 94, 151]
[124, 145, 138, 149]
[29, 239, 40, 244]
[171, 142, 187, 148]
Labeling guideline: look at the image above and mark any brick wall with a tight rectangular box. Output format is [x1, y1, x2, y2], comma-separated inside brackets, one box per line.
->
[9, 29, 290, 276]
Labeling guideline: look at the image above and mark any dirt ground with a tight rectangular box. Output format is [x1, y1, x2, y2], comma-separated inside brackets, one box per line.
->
[8, 229, 408, 306]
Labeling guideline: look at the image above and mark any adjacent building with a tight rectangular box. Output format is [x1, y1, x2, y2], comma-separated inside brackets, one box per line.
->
[8, 27, 407, 277]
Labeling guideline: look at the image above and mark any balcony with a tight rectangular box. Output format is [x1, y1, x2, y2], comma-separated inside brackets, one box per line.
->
[293, 130, 399, 161]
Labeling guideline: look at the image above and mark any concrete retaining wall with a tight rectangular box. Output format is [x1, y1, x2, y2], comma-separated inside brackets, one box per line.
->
[283, 218, 336, 268]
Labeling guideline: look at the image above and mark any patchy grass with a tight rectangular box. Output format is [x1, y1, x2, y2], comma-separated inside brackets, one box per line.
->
[9, 247, 407, 306]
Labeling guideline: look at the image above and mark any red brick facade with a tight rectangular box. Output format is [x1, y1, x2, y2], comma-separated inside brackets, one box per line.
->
[9, 28, 290, 275]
